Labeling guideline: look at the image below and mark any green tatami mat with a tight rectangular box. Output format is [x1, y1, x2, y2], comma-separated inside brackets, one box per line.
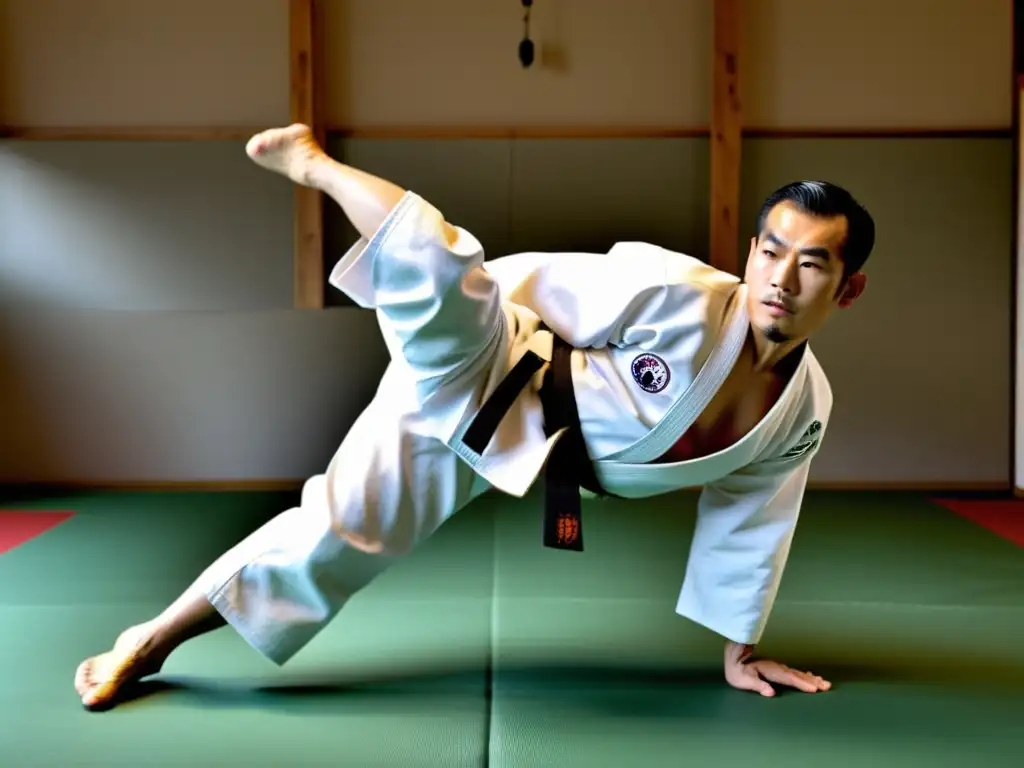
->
[4, 488, 1024, 766]
[1, 490, 497, 767]
[489, 489, 1024, 767]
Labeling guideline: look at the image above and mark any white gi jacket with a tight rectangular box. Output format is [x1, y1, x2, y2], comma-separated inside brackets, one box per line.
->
[329, 191, 832, 647]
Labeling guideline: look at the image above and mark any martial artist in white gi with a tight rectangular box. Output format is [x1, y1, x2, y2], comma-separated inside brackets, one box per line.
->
[75, 124, 873, 709]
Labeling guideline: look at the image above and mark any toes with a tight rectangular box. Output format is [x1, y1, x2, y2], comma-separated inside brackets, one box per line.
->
[74, 659, 94, 697]
[81, 671, 124, 710]
[81, 685, 110, 711]
[75, 654, 120, 708]
[75, 660, 107, 707]
[245, 137, 267, 157]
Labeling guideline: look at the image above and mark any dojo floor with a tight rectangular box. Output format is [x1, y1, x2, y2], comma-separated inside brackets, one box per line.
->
[2, 488, 1023, 766]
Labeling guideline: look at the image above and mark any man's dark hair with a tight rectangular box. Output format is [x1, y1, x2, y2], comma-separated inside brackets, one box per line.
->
[756, 181, 875, 280]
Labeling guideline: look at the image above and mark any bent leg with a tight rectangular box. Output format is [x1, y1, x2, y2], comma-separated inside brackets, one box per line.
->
[247, 124, 505, 417]
[245, 123, 457, 245]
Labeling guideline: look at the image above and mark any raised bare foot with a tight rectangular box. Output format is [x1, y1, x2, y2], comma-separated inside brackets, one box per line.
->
[245, 123, 325, 187]
[74, 622, 167, 710]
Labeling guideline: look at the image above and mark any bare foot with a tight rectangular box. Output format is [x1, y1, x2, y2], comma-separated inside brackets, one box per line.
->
[245, 123, 325, 187]
[75, 622, 167, 710]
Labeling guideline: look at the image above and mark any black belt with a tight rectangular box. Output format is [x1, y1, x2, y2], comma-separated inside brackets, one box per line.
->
[460, 331, 608, 551]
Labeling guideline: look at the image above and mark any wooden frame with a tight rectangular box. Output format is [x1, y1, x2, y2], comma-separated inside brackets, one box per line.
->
[0, 125, 1007, 141]
[289, 0, 325, 310]
[1015, 76, 1022, 497]
[1014, 0, 1023, 496]
[0, 126, 262, 140]
[709, 0, 742, 276]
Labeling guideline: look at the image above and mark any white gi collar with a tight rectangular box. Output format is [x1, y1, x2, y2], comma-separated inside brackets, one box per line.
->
[592, 283, 808, 476]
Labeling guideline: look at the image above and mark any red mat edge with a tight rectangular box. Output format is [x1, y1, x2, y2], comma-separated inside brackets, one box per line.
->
[930, 498, 1024, 548]
[0, 511, 76, 555]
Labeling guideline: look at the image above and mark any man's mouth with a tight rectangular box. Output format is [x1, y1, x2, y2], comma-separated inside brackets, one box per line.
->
[763, 300, 793, 316]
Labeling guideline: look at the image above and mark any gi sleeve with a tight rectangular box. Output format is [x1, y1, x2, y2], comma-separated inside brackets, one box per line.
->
[491, 246, 733, 350]
[674, 450, 814, 646]
[327, 191, 502, 399]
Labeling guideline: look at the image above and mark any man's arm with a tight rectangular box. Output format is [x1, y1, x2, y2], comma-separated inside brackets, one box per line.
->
[676, 453, 811, 645]
[675, 447, 831, 696]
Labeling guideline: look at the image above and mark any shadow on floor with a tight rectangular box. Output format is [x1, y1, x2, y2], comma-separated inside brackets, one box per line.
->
[94, 654, 1024, 717]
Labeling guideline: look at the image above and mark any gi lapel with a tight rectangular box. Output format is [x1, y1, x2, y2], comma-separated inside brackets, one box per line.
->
[600, 285, 750, 465]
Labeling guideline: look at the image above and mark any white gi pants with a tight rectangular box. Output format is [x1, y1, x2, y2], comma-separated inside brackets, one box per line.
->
[197, 196, 507, 666]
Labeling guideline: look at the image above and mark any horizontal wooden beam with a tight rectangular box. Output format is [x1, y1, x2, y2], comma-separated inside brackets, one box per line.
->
[0, 126, 262, 141]
[741, 127, 1012, 139]
[332, 125, 710, 139]
[339, 126, 1014, 140]
[3, 125, 1008, 142]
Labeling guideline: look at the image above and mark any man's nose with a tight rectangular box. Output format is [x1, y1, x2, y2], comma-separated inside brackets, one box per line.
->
[770, 257, 798, 292]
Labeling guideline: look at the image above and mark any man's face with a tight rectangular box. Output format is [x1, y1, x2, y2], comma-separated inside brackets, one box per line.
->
[743, 201, 866, 344]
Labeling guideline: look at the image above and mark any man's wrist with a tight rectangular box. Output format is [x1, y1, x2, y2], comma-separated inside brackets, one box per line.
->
[724, 640, 755, 665]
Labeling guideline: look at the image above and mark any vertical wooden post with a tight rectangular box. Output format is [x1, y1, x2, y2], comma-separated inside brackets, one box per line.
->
[290, 0, 325, 309]
[1013, 0, 1023, 495]
[709, 0, 742, 275]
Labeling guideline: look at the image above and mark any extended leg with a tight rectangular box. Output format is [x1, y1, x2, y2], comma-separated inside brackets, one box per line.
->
[74, 382, 491, 711]
[74, 575, 227, 710]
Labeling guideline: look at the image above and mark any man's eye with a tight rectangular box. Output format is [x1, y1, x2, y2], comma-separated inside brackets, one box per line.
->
[763, 250, 776, 257]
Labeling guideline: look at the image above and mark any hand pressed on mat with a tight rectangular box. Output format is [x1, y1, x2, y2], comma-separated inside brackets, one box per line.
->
[724, 641, 831, 697]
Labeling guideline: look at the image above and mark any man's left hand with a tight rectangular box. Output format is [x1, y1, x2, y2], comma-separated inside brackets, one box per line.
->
[723, 641, 831, 697]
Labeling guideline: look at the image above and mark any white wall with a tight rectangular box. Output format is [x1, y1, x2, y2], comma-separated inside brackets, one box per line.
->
[2, 0, 1010, 131]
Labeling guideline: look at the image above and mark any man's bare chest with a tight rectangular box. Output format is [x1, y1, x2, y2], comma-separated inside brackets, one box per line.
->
[654, 352, 787, 464]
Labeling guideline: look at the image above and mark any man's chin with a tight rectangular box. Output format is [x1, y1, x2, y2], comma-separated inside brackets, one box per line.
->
[760, 323, 792, 343]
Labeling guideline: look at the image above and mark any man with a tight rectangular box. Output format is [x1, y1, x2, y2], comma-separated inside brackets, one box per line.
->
[74, 123, 872, 710]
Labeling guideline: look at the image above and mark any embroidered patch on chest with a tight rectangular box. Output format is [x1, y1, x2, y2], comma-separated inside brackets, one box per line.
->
[782, 420, 822, 459]
[630, 353, 671, 393]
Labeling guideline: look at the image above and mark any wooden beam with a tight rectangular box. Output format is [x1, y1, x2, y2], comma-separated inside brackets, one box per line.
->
[709, 0, 742, 275]
[290, 0, 325, 310]
[0, 125, 1010, 142]
[0, 126, 263, 141]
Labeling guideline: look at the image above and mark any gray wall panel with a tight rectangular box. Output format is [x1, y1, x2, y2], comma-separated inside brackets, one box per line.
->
[0, 140, 294, 311]
[0, 307, 389, 483]
[508, 137, 710, 258]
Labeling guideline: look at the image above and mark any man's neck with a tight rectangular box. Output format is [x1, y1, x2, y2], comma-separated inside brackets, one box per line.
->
[749, 327, 806, 375]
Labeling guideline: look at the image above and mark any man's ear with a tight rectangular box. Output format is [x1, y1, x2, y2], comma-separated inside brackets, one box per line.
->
[837, 272, 867, 308]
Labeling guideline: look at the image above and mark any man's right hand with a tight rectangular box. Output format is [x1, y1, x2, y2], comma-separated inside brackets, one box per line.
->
[723, 641, 831, 697]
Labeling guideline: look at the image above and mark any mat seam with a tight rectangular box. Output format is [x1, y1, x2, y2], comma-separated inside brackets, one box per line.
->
[484, 498, 499, 768]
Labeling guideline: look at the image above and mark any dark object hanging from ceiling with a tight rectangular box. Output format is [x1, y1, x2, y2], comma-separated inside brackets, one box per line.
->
[519, 0, 534, 67]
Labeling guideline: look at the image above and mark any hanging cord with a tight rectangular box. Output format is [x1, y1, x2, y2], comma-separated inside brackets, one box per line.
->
[519, 0, 534, 67]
